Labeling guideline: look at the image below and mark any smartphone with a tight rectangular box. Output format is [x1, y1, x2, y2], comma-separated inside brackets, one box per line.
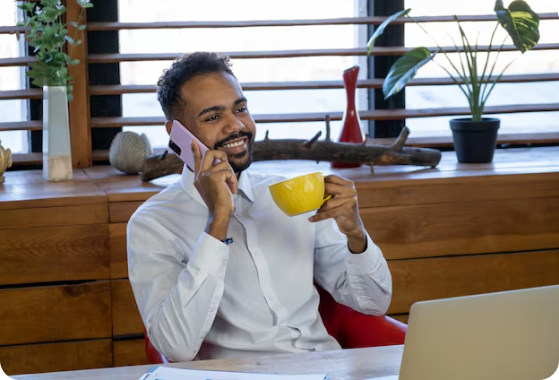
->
[168, 120, 219, 171]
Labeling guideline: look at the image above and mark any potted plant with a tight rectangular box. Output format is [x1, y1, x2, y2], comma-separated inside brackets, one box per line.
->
[367, 1, 541, 163]
[17, 0, 93, 181]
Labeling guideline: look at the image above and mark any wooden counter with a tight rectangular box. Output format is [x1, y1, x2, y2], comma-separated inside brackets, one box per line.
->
[1, 147, 559, 376]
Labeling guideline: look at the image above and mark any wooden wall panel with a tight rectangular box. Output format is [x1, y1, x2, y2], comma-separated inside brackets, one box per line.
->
[109, 202, 143, 223]
[0, 282, 112, 345]
[113, 338, 149, 367]
[389, 315, 409, 324]
[356, 173, 559, 208]
[0, 225, 109, 285]
[110, 223, 128, 279]
[0, 204, 108, 229]
[387, 250, 559, 314]
[364, 197, 559, 260]
[0, 339, 112, 376]
[112, 280, 144, 337]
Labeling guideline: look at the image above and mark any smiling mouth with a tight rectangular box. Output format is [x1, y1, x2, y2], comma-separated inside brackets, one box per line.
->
[218, 137, 248, 154]
[221, 139, 245, 149]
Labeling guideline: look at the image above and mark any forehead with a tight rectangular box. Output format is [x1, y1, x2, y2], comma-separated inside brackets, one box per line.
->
[180, 72, 243, 114]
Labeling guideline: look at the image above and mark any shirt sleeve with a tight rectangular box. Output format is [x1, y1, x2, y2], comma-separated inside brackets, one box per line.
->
[127, 214, 229, 362]
[313, 219, 392, 315]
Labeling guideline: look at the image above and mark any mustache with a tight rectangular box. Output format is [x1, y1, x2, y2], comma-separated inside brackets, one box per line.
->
[214, 131, 253, 150]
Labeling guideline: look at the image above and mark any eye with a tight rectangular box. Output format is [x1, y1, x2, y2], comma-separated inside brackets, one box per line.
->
[205, 115, 219, 122]
[236, 105, 248, 113]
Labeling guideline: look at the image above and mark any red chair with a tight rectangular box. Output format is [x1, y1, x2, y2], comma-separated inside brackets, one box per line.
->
[145, 286, 406, 364]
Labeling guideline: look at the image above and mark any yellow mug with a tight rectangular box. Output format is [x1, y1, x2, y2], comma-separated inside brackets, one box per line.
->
[269, 172, 332, 217]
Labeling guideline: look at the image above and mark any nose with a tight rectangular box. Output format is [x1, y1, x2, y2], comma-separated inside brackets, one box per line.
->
[223, 113, 244, 134]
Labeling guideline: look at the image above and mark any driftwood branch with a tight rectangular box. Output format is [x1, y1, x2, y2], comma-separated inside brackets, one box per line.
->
[141, 126, 441, 182]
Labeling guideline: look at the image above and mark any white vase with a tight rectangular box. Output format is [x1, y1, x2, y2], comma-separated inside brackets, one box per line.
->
[43, 86, 73, 181]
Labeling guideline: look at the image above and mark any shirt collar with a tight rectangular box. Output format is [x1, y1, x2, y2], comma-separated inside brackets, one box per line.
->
[180, 165, 254, 206]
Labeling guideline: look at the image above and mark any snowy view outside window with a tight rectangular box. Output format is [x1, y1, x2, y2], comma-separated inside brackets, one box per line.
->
[0, 0, 557, 153]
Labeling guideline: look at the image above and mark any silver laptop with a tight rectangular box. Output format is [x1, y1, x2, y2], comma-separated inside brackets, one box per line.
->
[388, 285, 559, 380]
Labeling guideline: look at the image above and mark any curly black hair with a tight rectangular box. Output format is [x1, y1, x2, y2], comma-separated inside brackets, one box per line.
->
[156, 52, 235, 120]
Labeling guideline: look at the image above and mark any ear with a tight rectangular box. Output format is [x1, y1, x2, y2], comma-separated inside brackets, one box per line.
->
[165, 120, 173, 136]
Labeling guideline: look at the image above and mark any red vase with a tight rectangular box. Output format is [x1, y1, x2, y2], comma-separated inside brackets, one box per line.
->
[331, 65, 363, 168]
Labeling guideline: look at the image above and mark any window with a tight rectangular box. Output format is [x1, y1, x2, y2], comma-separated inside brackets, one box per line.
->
[0, 2, 28, 154]
[117, 0, 369, 148]
[404, 0, 559, 139]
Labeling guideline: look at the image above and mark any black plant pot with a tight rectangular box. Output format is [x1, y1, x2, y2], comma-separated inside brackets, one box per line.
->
[450, 118, 500, 163]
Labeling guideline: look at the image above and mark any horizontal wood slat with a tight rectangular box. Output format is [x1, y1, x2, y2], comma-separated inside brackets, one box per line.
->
[111, 279, 144, 337]
[356, 172, 559, 208]
[11, 153, 42, 165]
[387, 250, 559, 314]
[0, 204, 108, 229]
[1, 73, 556, 100]
[0, 120, 42, 132]
[0, 89, 42, 100]
[0, 56, 35, 67]
[364, 196, 559, 260]
[88, 73, 559, 95]
[371, 132, 559, 148]
[90, 103, 559, 128]
[110, 223, 128, 279]
[2, 13, 557, 34]
[109, 201, 143, 223]
[0, 225, 109, 286]
[86, 13, 559, 30]
[87, 43, 559, 63]
[113, 338, 149, 367]
[0, 339, 113, 376]
[0, 282, 112, 345]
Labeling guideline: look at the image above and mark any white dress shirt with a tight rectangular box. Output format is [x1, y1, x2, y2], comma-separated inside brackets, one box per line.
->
[127, 166, 392, 362]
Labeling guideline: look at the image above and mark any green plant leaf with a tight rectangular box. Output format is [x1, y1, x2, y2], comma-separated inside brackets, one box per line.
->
[64, 35, 75, 45]
[367, 8, 411, 56]
[494, 0, 540, 53]
[383, 47, 437, 99]
[19, 3, 36, 12]
[78, 25, 87, 30]
[70, 59, 80, 65]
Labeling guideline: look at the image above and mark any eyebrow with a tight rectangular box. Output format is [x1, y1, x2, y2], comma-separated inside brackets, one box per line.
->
[197, 97, 248, 118]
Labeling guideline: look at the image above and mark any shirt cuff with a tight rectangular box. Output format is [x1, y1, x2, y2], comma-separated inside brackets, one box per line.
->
[344, 234, 385, 276]
[188, 232, 230, 277]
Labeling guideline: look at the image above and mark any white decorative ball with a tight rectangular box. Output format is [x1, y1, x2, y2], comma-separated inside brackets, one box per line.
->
[109, 131, 153, 174]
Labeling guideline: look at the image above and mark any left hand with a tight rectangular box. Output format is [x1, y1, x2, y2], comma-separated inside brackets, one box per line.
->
[308, 175, 367, 253]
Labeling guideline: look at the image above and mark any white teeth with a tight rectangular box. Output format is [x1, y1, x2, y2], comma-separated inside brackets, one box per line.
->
[223, 140, 244, 149]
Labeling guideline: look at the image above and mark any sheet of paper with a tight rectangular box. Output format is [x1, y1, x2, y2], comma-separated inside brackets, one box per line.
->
[138, 365, 328, 380]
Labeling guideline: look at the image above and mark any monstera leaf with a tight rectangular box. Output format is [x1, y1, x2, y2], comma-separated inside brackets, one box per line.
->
[367, 8, 411, 55]
[383, 47, 436, 99]
[495, 0, 540, 53]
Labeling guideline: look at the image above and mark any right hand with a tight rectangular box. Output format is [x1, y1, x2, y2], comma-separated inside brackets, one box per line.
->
[192, 140, 238, 221]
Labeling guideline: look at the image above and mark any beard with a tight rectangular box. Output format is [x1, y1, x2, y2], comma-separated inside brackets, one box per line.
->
[214, 130, 254, 173]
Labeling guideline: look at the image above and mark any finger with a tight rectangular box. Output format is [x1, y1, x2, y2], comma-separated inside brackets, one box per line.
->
[325, 183, 356, 198]
[317, 197, 349, 213]
[201, 149, 229, 172]
[205, 161, 237, 193]
[191, 140, 202, 174]
[324, 175, 354, 186]
[308, 205, 348, 223]
[209, 168, 237, 194]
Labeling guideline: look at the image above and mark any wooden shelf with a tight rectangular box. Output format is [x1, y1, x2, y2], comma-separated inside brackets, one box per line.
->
[0, 89, 42, 100]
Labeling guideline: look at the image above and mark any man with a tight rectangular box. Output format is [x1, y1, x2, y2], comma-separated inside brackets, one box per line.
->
[127, 52, 392, 362]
